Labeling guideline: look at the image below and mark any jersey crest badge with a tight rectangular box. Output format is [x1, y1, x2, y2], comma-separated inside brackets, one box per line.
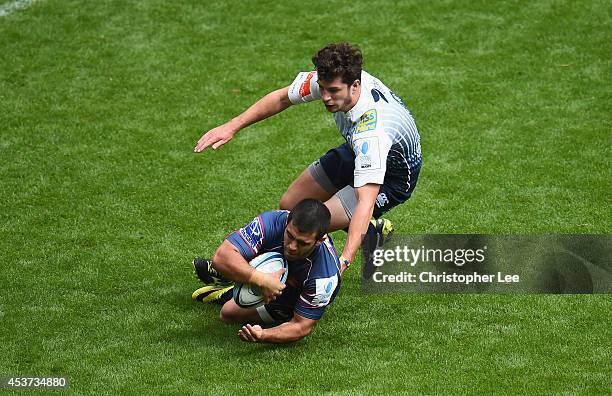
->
[239, 217, 264, 253]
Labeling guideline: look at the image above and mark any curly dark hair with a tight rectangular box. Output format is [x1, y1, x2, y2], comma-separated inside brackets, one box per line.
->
[312, 43, 363, 84]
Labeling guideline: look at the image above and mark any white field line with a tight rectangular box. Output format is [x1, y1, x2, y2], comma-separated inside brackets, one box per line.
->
[0, 0, 38, 17]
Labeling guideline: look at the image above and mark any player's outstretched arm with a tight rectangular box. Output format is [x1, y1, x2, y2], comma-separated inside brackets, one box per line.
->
[340, 183, 380, 274]
[194, 86, 292, 152]
[238, 313, 317, 343]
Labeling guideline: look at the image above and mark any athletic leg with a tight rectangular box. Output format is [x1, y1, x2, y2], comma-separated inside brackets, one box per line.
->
[324, 190, 352, 232]
[280, 143, 355, 210]
[219, 299, 264, 325]
[219, 286, 298, 325]
[279, 167, 335, 210]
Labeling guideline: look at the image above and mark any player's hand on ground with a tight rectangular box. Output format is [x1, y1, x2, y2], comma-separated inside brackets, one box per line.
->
[260, 268, 286, 304]
[194, 123, 236, 152]
[238, 324, 263, 342]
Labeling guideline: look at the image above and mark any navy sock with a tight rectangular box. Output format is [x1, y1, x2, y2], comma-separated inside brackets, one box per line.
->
[361, 221, 380, 280]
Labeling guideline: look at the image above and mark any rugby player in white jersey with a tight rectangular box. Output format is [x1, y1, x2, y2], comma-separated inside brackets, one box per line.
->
[194, 43, 422, 274]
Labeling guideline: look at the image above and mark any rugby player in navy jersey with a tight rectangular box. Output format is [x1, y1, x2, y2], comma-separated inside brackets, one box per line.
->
[194, 43, 421, 274]
[192, 199, 341, 343]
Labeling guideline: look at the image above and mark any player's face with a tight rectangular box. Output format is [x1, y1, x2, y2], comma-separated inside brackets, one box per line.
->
[318, 77, 361, 113]
[283, 221, 323, 261]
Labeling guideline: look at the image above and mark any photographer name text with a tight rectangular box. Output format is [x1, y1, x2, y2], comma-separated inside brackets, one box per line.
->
[372, 271, 519, 284]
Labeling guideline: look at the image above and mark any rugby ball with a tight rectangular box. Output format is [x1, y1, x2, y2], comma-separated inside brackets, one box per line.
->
[233, 251, 288, 308]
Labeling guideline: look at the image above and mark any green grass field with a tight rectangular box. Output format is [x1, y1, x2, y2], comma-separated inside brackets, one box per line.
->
[1, 0, 610, 394]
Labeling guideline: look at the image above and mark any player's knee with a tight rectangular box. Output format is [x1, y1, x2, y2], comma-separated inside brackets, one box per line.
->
[219, 306, 238, 324]
[218, 311, 231, 324]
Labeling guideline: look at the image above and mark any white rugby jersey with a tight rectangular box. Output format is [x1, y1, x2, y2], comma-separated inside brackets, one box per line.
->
[288, 70, 422, 189]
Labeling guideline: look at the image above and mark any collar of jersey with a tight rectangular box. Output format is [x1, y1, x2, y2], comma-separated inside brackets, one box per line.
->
[343, 78, 374, 123]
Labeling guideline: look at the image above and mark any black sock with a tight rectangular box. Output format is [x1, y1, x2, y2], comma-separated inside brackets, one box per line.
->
[361, 221, 380, 280]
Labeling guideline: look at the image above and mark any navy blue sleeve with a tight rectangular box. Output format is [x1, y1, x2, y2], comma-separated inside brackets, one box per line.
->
[226, 211, 287, 261]
[294, 239, 341, 320]
[294, 274, 340, 320]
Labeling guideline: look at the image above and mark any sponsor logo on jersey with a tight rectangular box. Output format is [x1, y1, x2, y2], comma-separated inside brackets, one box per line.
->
[360, 141, 372, 168]
[354, 136, 381, 170]
[361, 141, 369, 155]
[312, 275, 338, 306]
[299, 71, 316, 98]
[239, 217, 264, 253]
[355, 109, 377, 134]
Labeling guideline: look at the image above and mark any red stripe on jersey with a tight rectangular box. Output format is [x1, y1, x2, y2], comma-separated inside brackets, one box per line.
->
[299, 294, 319, 308]
[299, 72, 315, 98]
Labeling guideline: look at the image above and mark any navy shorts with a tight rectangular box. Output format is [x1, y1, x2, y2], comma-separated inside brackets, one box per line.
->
[261, 284, 300, 323]
[314, 142, 421, 219]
